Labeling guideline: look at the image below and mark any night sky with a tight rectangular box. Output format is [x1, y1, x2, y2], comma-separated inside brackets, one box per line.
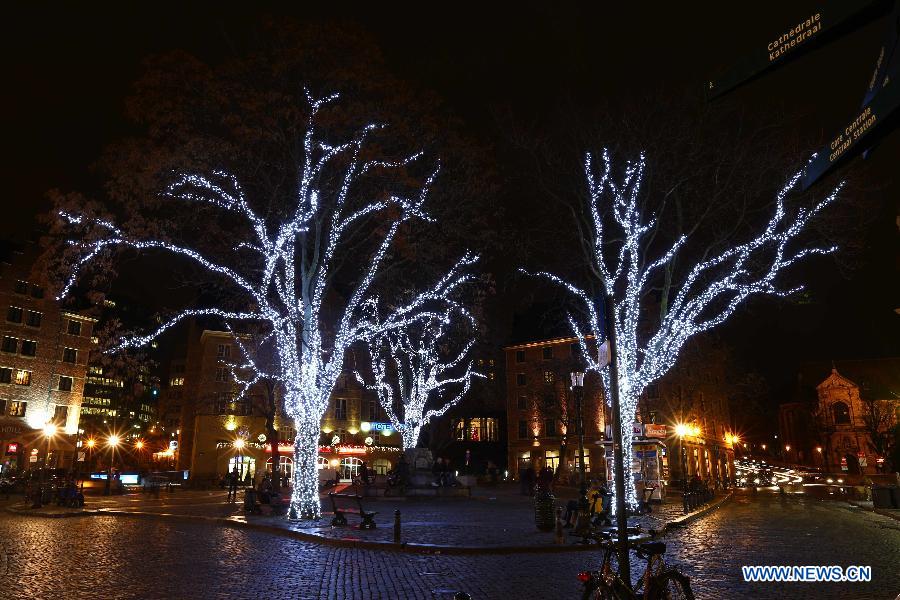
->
[2, 2, 898, 422]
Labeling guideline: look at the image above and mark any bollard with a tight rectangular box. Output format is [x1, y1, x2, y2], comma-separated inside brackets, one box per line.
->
[394, 509, 401, 544]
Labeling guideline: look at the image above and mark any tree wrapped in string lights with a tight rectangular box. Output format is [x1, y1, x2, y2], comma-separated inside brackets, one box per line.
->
[530, 150, 841, 508]
[57, 92, 477, 519]
[357, 305, 482, 450]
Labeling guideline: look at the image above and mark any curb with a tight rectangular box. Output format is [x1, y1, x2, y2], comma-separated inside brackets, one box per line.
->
[848, 500, 900, 523]
[6, 495, 732, 555]
[658, 492, 733, 533]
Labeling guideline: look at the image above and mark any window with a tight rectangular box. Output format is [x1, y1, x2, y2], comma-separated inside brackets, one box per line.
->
[9, 400, 26, 417]
[67, 320, 82, 336]
[372, 458, 391, 475]
[543, 370, 555, 384]
[544, 449, 560, 471]
[58, 376, 73, 392]
[0, 368, 10, 384]
[170, 377, 184, 386]
[469, 418, 498, 442]
[542, 346, 554, 360]
[20, 340, 36, 357]
[367, 400, 377, 421]
[517, 394, 528, 410]
[217, 344, 231, 359]
[215, 392, 230, 414]
[516, 373, 526, 386]
[645, 384, 660, 400]
[14, 370, 30, 385]
[6, 306, 22, 323]
[53, 404, 68, 425]
[575, 451, 591, 472]
[544, 418, 557, 437]
[1, 336, 18, 353]
[334, 398, 347, 420]
[215, 367, 230, 382]
[518, 419, 528, 439]
[30, 284, 44, 299]
[14, 280, 28, 294]
[833, 402, 851, 425]
[0, 399, 5, 414]
[279, 425, 296, 442]
[62, 347, 77, 363]
[453, 419, 466, 440]
[25, 310, 42, 327]
[515, 350, 526, 363]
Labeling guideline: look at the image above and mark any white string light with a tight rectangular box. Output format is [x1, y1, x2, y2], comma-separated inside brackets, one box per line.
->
[58, 91, 476, 520]
[356, 305, 483, 450]
[528, 150, 840, 508]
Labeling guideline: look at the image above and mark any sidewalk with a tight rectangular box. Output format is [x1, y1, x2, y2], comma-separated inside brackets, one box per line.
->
[847, 499, 900, 523]
[4, 484, 732, 553]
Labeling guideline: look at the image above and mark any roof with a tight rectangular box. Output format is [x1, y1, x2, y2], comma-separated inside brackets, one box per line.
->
[799, 358, 900, 400]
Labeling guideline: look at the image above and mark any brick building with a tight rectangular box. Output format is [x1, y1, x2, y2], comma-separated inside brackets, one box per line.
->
[0, 242, 96, 473]
[504, 336, 606, 480]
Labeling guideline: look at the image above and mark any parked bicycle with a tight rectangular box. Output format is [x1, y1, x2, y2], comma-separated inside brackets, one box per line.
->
[578, 529, 694, 599]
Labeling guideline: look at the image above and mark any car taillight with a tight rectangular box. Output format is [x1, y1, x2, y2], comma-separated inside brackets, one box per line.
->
[577, 572, 592, 583]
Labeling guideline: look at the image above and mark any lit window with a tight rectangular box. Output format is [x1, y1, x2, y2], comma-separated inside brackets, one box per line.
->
[170, 377, 185, 386]
[14, 370, 31, 386]
[9, 400, 27, 417]
[334, 398, 347, 420]
[543, 370, 555, 384]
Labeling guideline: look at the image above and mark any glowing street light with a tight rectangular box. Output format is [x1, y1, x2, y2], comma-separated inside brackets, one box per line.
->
[107, 434, 121, 448]
[86, 438, 96, 449]
[135, 440, 145, 450]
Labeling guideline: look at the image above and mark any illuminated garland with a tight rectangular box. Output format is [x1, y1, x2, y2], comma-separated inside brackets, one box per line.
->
[357, 306, 482, 450]
[528, 150, 840, 508]
[58, 91, 476, 520]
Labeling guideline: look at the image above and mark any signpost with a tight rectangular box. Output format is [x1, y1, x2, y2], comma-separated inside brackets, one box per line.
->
[708, 0, 900, 189]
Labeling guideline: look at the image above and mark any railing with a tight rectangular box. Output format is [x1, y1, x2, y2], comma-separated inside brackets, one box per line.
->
[682, 486, 715, 513]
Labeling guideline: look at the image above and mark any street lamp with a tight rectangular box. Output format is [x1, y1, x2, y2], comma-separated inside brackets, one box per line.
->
[105, 434, 121, 496]
[234, 438, 246, 483]
[570, 371, 588, 533]
[675, 423, 689, 488]
[33, 423, 57, 508]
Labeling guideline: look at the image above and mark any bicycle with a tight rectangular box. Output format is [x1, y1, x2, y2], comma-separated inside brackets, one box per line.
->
[577, 529, 694, 600]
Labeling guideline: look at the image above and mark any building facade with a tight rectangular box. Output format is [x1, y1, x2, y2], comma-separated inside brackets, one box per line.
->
[780, 361, 899, 474]
[0, 243, 96, 474]
[162, 326, 403, 484]
[504, 336, 606, 480]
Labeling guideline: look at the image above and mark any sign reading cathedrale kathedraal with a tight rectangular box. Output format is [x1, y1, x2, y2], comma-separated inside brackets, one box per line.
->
[708, 0, 900, 190]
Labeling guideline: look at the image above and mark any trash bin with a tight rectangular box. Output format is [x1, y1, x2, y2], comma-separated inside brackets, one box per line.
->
[889, 486, 900, 509]
[871, 486, 894, 509]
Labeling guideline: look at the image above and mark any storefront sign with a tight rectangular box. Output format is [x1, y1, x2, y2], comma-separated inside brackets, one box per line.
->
[0, 421, 26, 436]
[5, 443, 18, 455]
[643, 424, 667, 438]
[360, 421, 394, 433]
[857, 452, 867, 467]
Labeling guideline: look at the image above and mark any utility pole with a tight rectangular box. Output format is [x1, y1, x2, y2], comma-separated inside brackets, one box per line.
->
[604, 296, 630, 584]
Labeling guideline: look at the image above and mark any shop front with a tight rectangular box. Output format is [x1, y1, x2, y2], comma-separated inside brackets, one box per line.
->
[263, 442, 401, 483]
[603, 424, 669, 501]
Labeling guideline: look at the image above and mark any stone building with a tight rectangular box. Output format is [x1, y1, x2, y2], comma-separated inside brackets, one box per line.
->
[780, 359, 899, 474]
[0, 242, 96, 473]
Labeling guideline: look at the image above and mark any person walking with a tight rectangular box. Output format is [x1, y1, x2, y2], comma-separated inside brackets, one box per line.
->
[227, 467, 239, 502]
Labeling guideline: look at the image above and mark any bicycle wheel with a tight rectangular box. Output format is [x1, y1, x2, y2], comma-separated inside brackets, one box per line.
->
[650, 570, 694, 600]
[582, 577, 632, 600]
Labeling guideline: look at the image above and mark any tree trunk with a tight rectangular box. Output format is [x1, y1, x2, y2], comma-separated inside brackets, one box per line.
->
[401, 424, 420, 451]
[289, 420, 322, 520]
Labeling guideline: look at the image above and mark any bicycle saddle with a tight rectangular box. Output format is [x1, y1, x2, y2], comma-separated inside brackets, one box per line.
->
[636, 541, 666, 556]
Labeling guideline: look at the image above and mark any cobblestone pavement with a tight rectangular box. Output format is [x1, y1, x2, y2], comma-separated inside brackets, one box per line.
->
[1, 490, 898, 599]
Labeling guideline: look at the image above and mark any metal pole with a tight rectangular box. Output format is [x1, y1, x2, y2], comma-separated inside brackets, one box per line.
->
[575, 384, 587, 502]
[604, 297, 630, 585]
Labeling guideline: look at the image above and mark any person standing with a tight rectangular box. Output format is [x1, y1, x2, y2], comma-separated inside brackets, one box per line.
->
[227, 466, 239, 502]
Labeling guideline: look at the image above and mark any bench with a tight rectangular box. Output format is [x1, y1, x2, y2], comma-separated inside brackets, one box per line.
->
[328, 492, 377, 529]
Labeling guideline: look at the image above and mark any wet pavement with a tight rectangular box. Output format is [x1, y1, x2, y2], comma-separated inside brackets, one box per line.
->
[0, 489, 898, 599]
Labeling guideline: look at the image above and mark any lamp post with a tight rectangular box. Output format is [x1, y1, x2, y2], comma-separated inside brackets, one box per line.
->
[33, 423, 57, 508]
[86, 438, 96, 474]
[570, 371, 588, 531]
[105, 434, 120, 496]
[675, 424, 689, 489]
[234, 438, 246, 484]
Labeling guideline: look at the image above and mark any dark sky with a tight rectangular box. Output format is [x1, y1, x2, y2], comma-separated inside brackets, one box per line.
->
[3, 2, 898, 413]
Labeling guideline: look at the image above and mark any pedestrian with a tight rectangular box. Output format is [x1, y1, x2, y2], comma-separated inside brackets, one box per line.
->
[360, 461, 370, 485]
[227, 466, 239, 502]
[538, 463, 554, 493]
